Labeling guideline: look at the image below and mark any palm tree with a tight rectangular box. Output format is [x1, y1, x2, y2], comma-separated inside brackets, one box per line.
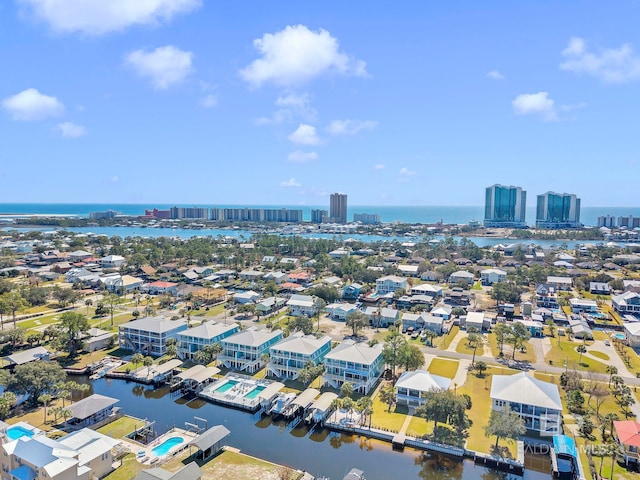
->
[606, 365, 618, 387]
[165, 344, 177, 359]
[356, 396, 373, 428]
[131, 353, 144, 370]
[143, 356, 154, 376]
[576, 344, 587, 363]
[340, 382, 354, 399]
[85, 299, 93, 316]
[379, 384, 396, 412]
[607, 440, 621, 480]
[38, 394, 52, 424]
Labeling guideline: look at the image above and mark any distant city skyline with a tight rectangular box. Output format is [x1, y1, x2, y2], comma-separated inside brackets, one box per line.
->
[2, 2, 640, 205]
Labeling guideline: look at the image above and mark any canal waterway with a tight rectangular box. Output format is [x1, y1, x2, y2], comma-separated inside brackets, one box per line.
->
[75, 376, 551, 480]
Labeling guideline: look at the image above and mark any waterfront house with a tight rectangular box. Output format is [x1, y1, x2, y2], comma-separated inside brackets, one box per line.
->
[0, 426, 120, 480]
[287, 294, 318, 317]
[219, 328, 284, 373]
[233, 290, 261, 304]
[375, 275, 407, 295]
[66, 394, 120, 430]
[490, 372, 562, 435]
[81, 328, 115, 352]
[136, 463, 202, 480]
[613, 420, 640, 465]
[395, 370, 451, 407]
[326, 303, 358, 321]
[5, 346, 50, 367]
[177, 321, 239, 360]
[324, 340, 383, 394]
[343, 282, 363, 300]
[623, 323, 640, 347]
[569, 298, 598, 314]
[613, 291, 640, 315]
[480, 268, 507, 286]
[119, 316, 188, 356]
[267, 332, 332, 380]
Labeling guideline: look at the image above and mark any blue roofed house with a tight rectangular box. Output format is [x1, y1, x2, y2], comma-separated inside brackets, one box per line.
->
[177, 321, 240, 360]
[267, 332, 332, 380]
[343, 283, 363, 300]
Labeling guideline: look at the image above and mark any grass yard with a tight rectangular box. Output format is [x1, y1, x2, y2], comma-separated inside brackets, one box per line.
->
[587, 350, 610, 361]
[544, 339, 608, 373]
[612, 343, 640, 374]
[97, 415, 142, 439]
[427, 357, 459, 379]
[486, 333, 537, 364]
[438, 326, 459, 350]
[457, 367, 518, 458]
[370, 385, 408, 433]
[103, 454, 143, 480]
[6, 398, 69, 431]
[406, 415, 435, 438]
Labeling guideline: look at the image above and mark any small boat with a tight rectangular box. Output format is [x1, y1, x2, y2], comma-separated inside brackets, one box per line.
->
[269, 392, 297, 416]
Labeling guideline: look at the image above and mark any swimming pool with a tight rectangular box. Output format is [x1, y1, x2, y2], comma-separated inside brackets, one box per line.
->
[244, 385, 266, 399]
[613, 333, 626, 340]
[6, 426, 34, 441]
[151, 437, 184, 457]
[215, 380, 238, 393]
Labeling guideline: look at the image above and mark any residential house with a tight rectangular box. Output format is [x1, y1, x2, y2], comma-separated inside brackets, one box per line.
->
[324, 340, 384, 394]
[239, 270, 263, 281]
[375, 275, 407, 295]
[146, 281, 178, 296]
[342, 283, 363, 300]
[410, 283, 443, 297]
[82, 328, 115, 352]
[329, 248, 350, 259]
[233, 290, 261, 304]
[219, 328, 284, 373]
[256, 297, 286, 316]
[449, 270, 475, 286]
[288, 272, 312, 285]
[589, 282, 611, 295]
[68, 250, 93, 262]
[480, 268, 507, 286]
[401, 313, 423, 331]
[518, 319, 544, 338]
[0, 426, 120, 480]
[287, 294, 318, 317]
[263, 271, 289, 284]
[280, 257, 299, 266]
[420, 270, 441, 282]
[267, 332, 332, 379]
[397, 264, 419, 277]
[103, 274, 144, 293]
[490, 372, 562, 435]
[613, 291, 640, 314]
[119, 316, 188, 356]
[135, 463, 202, 480]
[464, 312, 486, 331]
[420, 314, 445, 335]
[395, 370, 451, 407]
[614, 420, 640, 465]
[326, 303, 358, 321]
[364, 306, 400, 327]
[569, 298, 598, 314]
[177, 321, 239, 360]
[535, 284, 559, 308]
[546, 276, 572, 291]
[431, 305, 452, 320]
[623, 323, 640, 348]
[66, 394, 119, 430]
[98, 255, 126, 269]
[262, 255, 276, 264]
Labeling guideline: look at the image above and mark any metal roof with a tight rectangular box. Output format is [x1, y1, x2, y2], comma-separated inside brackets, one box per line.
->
[289, 388, 320, 409]
[257, 382, 284, 402]
[188, 425, 230, 452]
[67, 394, 118, 420]
[309, 392, 338, 413]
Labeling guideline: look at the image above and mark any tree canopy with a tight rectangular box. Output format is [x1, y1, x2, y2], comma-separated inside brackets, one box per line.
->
[6, 361, 66, 404]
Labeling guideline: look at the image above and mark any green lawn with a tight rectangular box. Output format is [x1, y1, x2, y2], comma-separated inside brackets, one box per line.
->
[612, 342, 640, 375]
[370, 386, 408, 433]
[97, 415, 142, 439]
[544, 339, 608, 373]
[427, 358, 459, 379]
[438, 326, 459, 350]
[486, 333, 536, 363]
[588, 350, 610, 361]
[406, 415, 435, 438]
[103, 454, 143, 480]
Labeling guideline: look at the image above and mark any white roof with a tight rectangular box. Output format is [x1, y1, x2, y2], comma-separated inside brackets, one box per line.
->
[420, 313, 444, 325]
[377, 275, 406, 283]
[482, 268, 507, 275]
[233, 290, 260, 299]
[271, 332, 331, 355]
[411, 284, 442, 293]
[466, 312, 485, 324]
[287, 294, 315, 307]
[395, 370, 450, 392]
[451, 270, 474, 278]
[178, 321, 237, 340]
[431, 306, 452, 315]
[120, 316, 187, 334]
[222, 328, 283, 348]
[325, 339, 382, 365]
[623, 323, 640, 336]
[100, 255, 124, 262]
[490, 372, 562, 410]
[547, 276, 572, 284]
[5, 346, 49, 365]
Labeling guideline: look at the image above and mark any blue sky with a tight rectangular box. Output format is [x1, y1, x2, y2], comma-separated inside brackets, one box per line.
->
[1, 1, 639, 206]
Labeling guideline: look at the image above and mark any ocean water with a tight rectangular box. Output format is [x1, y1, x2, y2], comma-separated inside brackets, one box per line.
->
[1, 203, 639, 226]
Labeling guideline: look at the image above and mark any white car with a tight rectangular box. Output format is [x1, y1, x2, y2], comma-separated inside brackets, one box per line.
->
[604, 340, 611, 346]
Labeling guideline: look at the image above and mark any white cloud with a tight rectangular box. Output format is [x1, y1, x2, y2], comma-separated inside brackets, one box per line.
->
[512, 92, 558, 121]
[109, 175, 119, 183]
[2, 88, 64, 121]
[255, 110, 292, 126]
[56, 122, 86, 138]
[17, 0, 201, 35]
[256, 93, 316, 125]
[280, 177, 301, 187]
[288, 124, 321, 145]
[288, 151, 318, 163]
[487, 70, 504, 80]
[125, 46, 193, 89]
[399, 167, 416, 176]
[373, 164, 385, 170]
[326, 119, 377, 136]
[239, 24, 367, 87]
[560, 36, 640, 83]
[199, 94, 217, 108]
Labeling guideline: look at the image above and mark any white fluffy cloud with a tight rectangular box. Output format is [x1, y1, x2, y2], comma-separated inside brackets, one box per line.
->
[125, 46, 193, 89]
[256, 93, 316, 125]
[56, 122, 86, 138]
[487, 70, 504, 80]
[288, 151, 318, 163]
[373, 164, 385, 170]
[2, 88, 64, 121]
[17, 0, 201, 35]
[560, 36, 640, 83]
[239, 25, 367, 87]
[326, 119, 377, 136]
[288, 124, 321, 145]
[512, 92, 557, 121]
[199, 94, 217, 108]
[280, 177, 301, 187]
